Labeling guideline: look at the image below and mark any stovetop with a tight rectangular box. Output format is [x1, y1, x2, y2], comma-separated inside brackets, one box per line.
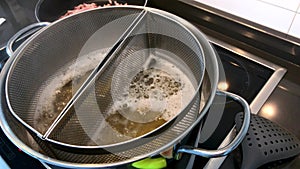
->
[191, 38, 286, 169]
[2, 0, 300, 168]
[0, 36, 285, 169]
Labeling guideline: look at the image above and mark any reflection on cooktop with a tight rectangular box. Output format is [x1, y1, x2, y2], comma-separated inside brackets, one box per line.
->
[214, 45, 273, 103]
[218, 48, 250, 97]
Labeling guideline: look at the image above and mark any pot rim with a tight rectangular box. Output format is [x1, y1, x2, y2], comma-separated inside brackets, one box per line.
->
[0, 6, 219, 168]
[34, 0, 148, 22]
[6, 5, 206, 148]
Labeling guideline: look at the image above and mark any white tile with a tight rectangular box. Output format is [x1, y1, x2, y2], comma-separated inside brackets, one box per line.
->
[194, 0, 296, 33]
[259, 0, 300, 12]
[288, 13, 300, 38]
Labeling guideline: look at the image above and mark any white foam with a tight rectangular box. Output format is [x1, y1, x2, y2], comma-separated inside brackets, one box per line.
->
[110, 53, 196, 122]
[33, 49, 107, 133]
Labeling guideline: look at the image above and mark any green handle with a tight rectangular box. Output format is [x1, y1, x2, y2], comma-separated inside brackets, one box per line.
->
[132, 157, 167, 169]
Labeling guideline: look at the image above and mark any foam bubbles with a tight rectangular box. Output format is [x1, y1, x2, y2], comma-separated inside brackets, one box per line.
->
[109, 54, 196, 123]
[33, 49, 107, 134]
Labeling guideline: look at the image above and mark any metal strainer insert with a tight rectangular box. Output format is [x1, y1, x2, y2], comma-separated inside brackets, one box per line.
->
[5, 6, 205, 150]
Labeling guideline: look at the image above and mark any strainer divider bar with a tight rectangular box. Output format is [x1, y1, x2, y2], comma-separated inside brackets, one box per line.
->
[42, 9, 148, 139]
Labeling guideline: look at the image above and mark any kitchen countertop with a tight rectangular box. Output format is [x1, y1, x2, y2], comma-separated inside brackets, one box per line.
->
[193, 0, 300, 42]
[261, 78, 300, 168]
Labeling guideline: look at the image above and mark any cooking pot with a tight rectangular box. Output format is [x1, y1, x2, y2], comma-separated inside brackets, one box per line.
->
[0, 6, 250, 168]
[35, 0, 146, 22]
[6, 0, 146, 57]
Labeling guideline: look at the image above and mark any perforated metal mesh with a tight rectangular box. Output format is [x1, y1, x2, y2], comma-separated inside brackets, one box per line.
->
[4, 6, 207, 165]
[6, 8, 143, 135]
[48, 34, 204, 148]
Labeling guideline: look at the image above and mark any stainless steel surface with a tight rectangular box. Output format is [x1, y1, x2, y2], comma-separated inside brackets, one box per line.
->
[42, 8, 149, 141]
[0, 0, 298, 168]
[6, 6, 143, 139]
[0, 18, 5, 26]
[6, 22, 49, 57]
[0, 6, 250, 168]
[34, 0, 149, 22]
[175, 90, 250, 159]
[203, 127, 236, 169]
[5, 6, 207, 150]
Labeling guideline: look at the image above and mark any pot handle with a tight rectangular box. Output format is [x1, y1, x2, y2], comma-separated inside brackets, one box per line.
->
[6, 22, 50, 57]
[174, 90, 251, 159]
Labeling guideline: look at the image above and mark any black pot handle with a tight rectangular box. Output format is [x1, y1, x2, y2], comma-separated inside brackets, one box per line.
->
[174, 90, 251, 159]
[6, 22, 50, 57]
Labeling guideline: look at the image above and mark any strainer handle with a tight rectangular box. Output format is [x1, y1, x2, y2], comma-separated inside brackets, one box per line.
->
[6, 22, 50, 57]
[174, 90, 251, 159]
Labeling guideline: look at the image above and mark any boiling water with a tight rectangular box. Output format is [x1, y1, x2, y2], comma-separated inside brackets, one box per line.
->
[110, 53, 196, 120]
[34, 49, 107, 134]
[33, 49, 198, 146]
[98, 52, 197, 143]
